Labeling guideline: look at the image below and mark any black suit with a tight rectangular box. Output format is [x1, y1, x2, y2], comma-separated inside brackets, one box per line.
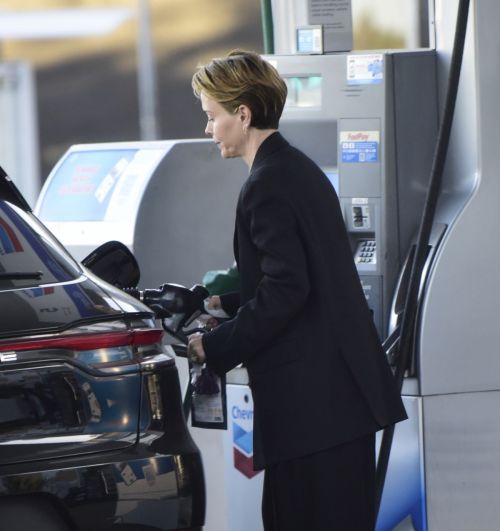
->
[202, 132, 406, 474]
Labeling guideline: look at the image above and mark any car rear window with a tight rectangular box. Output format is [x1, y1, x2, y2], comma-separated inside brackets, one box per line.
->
[0, 200, 81, 291]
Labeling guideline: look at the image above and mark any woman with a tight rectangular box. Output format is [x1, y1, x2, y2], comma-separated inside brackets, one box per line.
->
[188, 50, 406, 530]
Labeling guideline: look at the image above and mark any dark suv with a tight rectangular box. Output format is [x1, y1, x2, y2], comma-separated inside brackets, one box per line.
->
[0, 169, 205, 531]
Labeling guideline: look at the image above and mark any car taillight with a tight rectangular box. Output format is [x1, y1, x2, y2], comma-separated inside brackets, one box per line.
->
[0, 329, 163, 352]
[0, 328, 164, 372]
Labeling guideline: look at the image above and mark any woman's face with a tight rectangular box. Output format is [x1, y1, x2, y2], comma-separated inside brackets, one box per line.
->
[201, 92, 247, 160]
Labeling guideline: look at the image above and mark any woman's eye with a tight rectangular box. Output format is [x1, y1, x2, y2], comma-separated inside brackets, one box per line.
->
[207, 117, 214, 122]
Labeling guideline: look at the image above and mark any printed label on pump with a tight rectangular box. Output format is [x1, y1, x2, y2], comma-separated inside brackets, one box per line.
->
[230, 391, 261, 479]
[340, 131, 380, 163]
[347, 54, 384, 85]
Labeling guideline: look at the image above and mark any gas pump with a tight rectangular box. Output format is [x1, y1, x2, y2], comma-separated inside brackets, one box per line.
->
[35, 139, 247, 289]
[267, 51, 439, 338]
[266, 49, 440, 531]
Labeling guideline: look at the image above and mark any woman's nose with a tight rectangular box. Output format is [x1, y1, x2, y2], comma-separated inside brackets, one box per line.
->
[205, 123, 212, 136]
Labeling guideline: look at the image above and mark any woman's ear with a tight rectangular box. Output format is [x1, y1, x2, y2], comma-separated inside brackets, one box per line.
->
[238, 104, 252, 128]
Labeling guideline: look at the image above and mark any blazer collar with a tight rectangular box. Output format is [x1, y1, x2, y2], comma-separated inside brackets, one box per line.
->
[251, 132, 289, 172]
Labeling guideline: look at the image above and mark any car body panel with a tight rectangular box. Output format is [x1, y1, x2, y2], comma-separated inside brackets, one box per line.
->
[0, 359, 141, 465]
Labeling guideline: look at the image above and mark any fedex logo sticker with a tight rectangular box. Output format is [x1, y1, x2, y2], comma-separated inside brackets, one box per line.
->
[231, 401, 261, 479]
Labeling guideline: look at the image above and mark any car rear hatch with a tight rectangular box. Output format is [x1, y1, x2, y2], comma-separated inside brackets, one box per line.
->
[0, 312, 165, 466]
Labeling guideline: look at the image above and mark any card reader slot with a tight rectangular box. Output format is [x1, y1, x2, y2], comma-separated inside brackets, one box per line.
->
[351, 205, 371, 229]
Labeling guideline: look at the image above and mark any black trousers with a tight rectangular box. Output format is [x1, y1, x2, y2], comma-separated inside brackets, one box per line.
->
[262, 433, 376, 531]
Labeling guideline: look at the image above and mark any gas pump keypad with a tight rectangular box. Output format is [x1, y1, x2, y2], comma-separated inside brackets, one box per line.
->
[355, 240, 376, 265]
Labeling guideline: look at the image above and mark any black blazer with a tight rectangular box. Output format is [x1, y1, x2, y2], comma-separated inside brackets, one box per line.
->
[203, 132, 406, 469]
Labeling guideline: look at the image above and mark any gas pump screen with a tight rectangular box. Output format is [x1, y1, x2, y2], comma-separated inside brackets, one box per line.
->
[284, 76, 322, 108]
[39, 149, 138, 221]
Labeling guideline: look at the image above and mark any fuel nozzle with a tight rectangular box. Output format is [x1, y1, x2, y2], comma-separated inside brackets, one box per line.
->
[124, 283, 209, 322]
[191, 284, 210, 303]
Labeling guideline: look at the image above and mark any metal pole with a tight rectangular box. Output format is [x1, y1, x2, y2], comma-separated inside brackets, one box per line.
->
[418, 0, 431, 47]
[137, 0, 159, 140]
[260, 0, 274, 54]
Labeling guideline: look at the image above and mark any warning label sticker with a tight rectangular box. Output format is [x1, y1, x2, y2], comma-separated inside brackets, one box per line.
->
[347, 54, 383, 85]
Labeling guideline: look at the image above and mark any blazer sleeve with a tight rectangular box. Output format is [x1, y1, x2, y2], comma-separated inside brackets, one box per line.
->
[202, 175, 310, 374]
[219, 292, 240, 317]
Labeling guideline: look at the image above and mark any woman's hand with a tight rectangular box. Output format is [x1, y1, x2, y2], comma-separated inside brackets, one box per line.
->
[203, 295, 229, 321]
[205, 295, 222, 310]
[187, 332, 207, 365]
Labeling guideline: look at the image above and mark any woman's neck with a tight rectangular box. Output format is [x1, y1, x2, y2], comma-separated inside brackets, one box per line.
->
[243, 129, 277, 168]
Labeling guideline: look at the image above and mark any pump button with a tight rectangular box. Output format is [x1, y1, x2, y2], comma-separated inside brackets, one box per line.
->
[355, 239, 377, 267]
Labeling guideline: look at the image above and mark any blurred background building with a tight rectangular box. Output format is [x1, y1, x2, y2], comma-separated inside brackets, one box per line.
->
[0, 0, 418, 186]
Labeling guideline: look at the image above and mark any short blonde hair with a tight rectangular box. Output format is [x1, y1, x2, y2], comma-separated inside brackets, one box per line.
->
[192, 50, 287, 130]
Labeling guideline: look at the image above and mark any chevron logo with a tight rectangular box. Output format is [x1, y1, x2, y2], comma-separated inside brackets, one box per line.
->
[232, 421, 260, 479]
